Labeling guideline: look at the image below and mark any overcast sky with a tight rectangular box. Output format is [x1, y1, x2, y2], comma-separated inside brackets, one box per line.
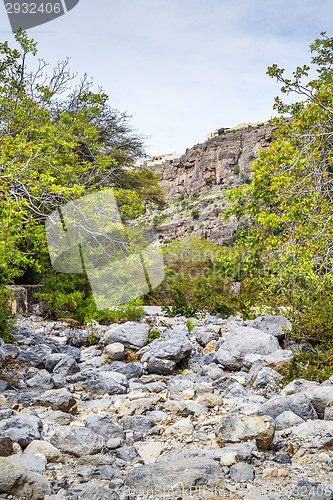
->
[1, 0, 333, 156]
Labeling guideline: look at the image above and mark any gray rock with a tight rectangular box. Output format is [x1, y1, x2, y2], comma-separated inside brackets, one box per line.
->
[53, 356, 80, 377]
[229, 462, 255, 481]
[67, 329, 92, 347]
[104, 322, 149, 350]
[215, 327, 281, 370]
[275, 410, 305, 430]
[17, 348, 43, 368]
[204, 364, 225, 381]
[216, 378, 252, 398]
[82, 370, 128, 395]
[281, 378, 319, 396]
[258, 392, 318, 420]
[249, 315, 292, 340]
[102, 361, 144, 379]
[36, 388, 76, 413]
[292, 421, 333, 449]
[51, 425, 104, 457]
[86, 415, 125, 441]
[251, 367, 283, 394]
[263, 349, 294, 365]
[124, 456, 222, 490]
[147, 357, 176, 375]
[12, 453, 47, 473]
[0, 414, 43, 447]
[101, 343, 125, 363]
[303, 386, 333, 419]
[121, 415, 157, 434]
[141, 330, 193, 362]
[215, 414, 275, 450]
[0, 457, 51, 499]
[26, 369, 54, 390]
[44, 353, 70, 373]
[193, 326, 219, 347]
[218, 441, 257, 466]
[113, 446, 140, 461]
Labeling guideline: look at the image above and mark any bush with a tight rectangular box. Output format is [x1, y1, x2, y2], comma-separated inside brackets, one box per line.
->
[191, 209, 200, 219]
[0, 287, 14, 343]
[37, 272, 144, 326]
[161, 275, 237, 318]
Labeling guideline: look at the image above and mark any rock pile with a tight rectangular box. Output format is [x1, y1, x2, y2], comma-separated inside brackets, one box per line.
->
[0, 310, 332, 499]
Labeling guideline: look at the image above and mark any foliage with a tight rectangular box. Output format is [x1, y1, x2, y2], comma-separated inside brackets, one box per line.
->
[225, 32, 333, 277]
[0, 31, 160, 285]
[0, 287, 14, 342]
[191, 209, 200, 219]
[37, 272, 144, 325]
[186, 319, 196, 332]
[161, 275, 236, 318]
[148, 326, 160, 342]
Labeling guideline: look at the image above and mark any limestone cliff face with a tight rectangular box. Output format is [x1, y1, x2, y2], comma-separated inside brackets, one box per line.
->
[145, 123, 274, 246]
[154, 123, 273, 201]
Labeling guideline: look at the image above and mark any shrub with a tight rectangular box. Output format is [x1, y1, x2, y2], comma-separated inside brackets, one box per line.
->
[191, 209, 200, 219]
[189, 225, 194, 233]
[0, 287, 14, 343]
[186, 319, 196, 332]
[161, 275, 236, 318]
[233, 165, 240, 175]
[191, 191, 199, 201]
[148, 326, 160, 342]
[37, 272, 144, 326]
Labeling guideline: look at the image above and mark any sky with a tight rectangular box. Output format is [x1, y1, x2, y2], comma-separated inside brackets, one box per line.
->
[1, 0, 333, 157]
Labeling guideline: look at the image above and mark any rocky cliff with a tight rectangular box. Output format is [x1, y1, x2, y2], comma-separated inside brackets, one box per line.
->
[146, 123, 274, 245]
[154, 122, 273, 201]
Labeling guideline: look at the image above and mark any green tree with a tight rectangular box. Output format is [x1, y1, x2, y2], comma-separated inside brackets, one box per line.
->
[226, 32, 333, 280]
[0, 31, 162, 284]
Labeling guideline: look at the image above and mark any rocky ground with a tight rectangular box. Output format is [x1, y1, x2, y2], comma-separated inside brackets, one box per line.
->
[0, 309, 333, 499]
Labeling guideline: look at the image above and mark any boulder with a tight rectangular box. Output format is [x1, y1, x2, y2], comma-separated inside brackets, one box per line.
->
[275, 411, 305, 430]
[229, 462, 255, 482]
[53, 356, 80, 377]
[291, 420, 333, 449]
[85, 415, 125, 442]
[0, 415, 43, 447]
[36, 388, 76, 413]
[147, 357, 176, 375]
[12, 453, 47, 474]
[249, 315, 292, 340]
[215, 327, 281, 370]
[50, 426, 104, 457]
[0, 457, 51, 499]
[141, 331, 193, 362]
[26, 369, 54, 390]
[124, 456, 222, 490]
[102, 361, 144, 379]
[258, 392, 318, 420]
[82, 370, 128, 395]
[24, 440, 63, 463]
[215, 414, 275, 450]
[104, 322, 149, 350]
[193, 326, 220, 347]
[101, 343, 125, 363]
[303, 386, 333, 419]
